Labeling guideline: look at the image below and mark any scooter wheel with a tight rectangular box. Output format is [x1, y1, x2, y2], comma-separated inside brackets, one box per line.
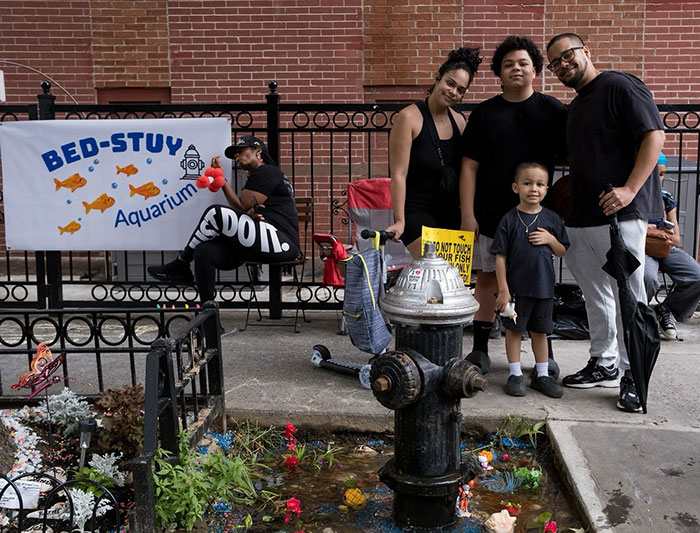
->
[311, 344, 332, 367]
[358, 364, 372, 390]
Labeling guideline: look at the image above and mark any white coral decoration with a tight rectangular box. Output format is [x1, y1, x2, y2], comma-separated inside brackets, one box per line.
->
[88, 452, 126, 487]
[485, 509, 517, 533]
[57, 487, 112, 533]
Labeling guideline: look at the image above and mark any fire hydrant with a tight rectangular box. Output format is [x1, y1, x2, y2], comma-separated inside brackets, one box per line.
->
[371, 242, 485, 530]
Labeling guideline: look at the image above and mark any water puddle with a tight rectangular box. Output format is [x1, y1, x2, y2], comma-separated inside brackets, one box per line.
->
[207, 425, 585, 532]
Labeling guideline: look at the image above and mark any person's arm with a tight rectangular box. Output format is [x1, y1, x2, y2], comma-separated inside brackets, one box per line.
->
[599, 129, 665, 215]
[666, 205, 681, 247]
[530, 228, 567, 257]
[494, 254, 510, 313]
[460, 157, 479, 235]
[386, 107, 417, 240]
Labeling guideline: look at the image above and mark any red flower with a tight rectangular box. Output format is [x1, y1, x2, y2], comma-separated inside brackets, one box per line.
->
[283, 513, 291, 523]
[284, 423, 297, 439]
[544, 520, 558, 532]
[502, 453, 511, 460]
[286, 497, 302, 515]
[287, 442, 297, 451]
[286, 456, 300, 469]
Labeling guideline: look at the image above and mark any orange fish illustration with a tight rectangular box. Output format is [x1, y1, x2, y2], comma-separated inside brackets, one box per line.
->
[58, 220, 81, 235]
[116, 164, 139, 177]
[54, 173, 87, 192]
[129, 181, 161, 199]
[83, 193, 116, 214]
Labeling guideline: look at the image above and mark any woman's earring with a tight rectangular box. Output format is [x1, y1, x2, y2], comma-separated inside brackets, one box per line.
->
[258, 157, 263, 163]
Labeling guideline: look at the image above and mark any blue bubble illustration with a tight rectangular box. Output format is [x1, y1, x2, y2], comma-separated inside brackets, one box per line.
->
[162, 178, 168, 185]
[88, 166, 94, 172]
[146, 158, 153, 164]
[66, 199, 72, 205]
[112, 182, 118, 189]
[93, 159, 99, 165]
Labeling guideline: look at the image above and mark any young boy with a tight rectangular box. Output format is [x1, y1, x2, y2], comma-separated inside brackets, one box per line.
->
[490, 162, 569, 398]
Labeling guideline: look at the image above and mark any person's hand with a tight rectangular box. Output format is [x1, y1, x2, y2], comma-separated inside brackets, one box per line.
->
[529, 227, 554, 246]
[386, 221, 404, 242]
[211, 155, 222, 169]
[461, 215, 479, 240]
[495, 290, 511, 313]
[250, 203, 265, 221]
[599, 185, 635, 216]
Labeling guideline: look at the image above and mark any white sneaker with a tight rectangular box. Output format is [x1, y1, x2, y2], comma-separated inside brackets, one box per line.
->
[655, 303, 677, 340]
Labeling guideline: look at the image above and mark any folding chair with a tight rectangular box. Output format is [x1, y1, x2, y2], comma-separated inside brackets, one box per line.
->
[242, 196, 312, 333]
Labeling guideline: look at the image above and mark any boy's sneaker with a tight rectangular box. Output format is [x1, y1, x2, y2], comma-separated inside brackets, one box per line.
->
[530, 375, 563, 398]
[654, 303, 677, 340]
[617, 370, 642, 413]
[505, 375, 526, 397]
[147, 259, 194, 284]
[562, 358, 619, 388]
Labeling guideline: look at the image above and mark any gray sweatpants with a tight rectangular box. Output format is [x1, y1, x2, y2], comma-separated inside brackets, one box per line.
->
[644, 247, 700, 321]
[565, 219, 647, 371]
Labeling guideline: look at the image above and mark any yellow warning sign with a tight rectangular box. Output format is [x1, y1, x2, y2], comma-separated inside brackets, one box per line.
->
[421, 226, 474, 285]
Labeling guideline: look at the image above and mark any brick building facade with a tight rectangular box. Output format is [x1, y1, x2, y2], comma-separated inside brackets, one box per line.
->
[1, 1, 699, 252]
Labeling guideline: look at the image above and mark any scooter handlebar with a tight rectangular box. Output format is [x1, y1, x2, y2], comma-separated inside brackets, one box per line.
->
[360, 229, 396, 244]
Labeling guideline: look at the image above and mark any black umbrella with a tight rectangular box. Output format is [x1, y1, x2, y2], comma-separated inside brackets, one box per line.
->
[601, 186, 661, 413]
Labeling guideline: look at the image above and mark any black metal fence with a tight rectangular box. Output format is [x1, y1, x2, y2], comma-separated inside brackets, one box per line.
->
[1, 83, 699, 312]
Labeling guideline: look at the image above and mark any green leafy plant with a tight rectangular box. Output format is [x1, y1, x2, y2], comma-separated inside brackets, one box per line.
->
[311, 443, 343, 471]
[495, 414, 546, 448]
[514, 466, 543, 489]
[230, 420, 281, 456]
[154, 430, 275, 531]
[94, 385, 144, 461]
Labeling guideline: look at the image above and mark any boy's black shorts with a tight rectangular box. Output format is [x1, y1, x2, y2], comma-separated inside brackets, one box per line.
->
[502, 296, 553, 334]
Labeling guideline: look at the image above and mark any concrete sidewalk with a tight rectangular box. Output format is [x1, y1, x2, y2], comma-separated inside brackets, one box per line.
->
[218, 308, 700, 532]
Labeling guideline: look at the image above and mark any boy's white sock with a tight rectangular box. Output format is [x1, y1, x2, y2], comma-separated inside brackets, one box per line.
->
[508, 362, 522, 376]
[536, 362, 549, 377]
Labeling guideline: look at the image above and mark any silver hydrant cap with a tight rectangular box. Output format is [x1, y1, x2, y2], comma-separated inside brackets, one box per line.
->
[380, 242, 479, 326]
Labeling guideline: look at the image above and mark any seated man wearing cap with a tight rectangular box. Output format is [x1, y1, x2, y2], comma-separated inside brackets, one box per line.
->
[644, 153, 700, 340]
[148, 135, 300, 302]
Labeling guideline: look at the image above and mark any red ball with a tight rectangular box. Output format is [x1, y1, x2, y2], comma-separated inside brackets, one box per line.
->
[212, 168, 224, 178]
[204, 166, 217, 176]
[195, 175, 210, 189]
[211, 175, 226, 190]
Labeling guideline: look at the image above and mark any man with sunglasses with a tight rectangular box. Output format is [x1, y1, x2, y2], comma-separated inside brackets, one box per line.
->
[546, 33, 665, 412]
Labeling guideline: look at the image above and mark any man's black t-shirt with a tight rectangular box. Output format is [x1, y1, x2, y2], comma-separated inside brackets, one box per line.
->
[566, 70, 664, 227]
[244, 164, 300, 248]
[462, 92, 567, 239]
[490, 207, 570, 299]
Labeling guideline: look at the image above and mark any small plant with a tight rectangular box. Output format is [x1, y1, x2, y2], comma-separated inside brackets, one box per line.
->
[154, 431, 275, 531]
[494, 414, 546, 448]
[94, 385, 144, 460]
[56, 487, 113, 533]
[514, 466, 543, 489]
[311, 443, 343, 471]
[231, 420, 281, 456]
[525, 511, 558, 532]
[19, 387, 92, 435]
[73, 452, 126, 492]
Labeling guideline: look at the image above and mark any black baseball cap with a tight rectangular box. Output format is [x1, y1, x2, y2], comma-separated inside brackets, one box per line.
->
[224, 135, 265, 159]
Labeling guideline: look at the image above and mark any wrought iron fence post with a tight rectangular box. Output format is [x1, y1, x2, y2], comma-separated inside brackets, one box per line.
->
[266, 81, 283, 319]
[37, 81, 63, 309]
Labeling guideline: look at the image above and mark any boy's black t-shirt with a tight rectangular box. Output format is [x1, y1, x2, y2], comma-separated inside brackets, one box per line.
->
[462, 92, 568, 239]
[490, 207, 569, 299]
[566, 70, 664, 227]
[243, 164, 299, 248]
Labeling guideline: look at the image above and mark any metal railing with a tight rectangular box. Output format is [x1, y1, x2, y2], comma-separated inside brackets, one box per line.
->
[1, 84, 699, 312]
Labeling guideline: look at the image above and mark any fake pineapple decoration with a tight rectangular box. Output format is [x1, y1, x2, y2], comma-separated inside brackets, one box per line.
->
[343, 475, 367, 510]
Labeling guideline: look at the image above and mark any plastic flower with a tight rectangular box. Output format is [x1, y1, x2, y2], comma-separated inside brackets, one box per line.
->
[286, 497, 302, 515]
[502, 453, 511, 460]
[544, 521, 557, 532]
[284, 423, 297, 439]
[286, 456, 300, 469]
[287, 441, 297, 451]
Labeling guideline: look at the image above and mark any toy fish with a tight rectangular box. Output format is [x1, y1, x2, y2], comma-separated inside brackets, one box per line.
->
[54, 173, 87, 192]
[58, 220, 81, 235]
[129, 181, 160, 199]
[83, 193, 115, 214]
[116, 163, 138, 176]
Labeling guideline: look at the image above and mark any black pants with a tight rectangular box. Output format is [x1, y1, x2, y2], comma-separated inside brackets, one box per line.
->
[181, 204, 299, 301]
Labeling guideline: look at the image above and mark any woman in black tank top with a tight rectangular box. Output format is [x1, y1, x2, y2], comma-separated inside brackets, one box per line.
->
[386, 47, 482, 258]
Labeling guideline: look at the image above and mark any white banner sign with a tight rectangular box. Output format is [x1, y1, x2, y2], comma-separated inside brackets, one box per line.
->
[0, 117, 232, 250]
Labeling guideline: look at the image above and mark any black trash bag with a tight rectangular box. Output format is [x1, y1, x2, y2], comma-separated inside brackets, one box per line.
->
[552, 313, 590, 340]
[554, 283, 587, 320]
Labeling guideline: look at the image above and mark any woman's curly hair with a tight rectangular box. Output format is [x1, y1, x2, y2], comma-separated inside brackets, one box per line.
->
[435, 46, 483, 88]
[490, 36, 544, 76]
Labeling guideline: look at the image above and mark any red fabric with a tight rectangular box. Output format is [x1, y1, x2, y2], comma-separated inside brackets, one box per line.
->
[347, 178, 392, 210]
[322, 239, 349, 287]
